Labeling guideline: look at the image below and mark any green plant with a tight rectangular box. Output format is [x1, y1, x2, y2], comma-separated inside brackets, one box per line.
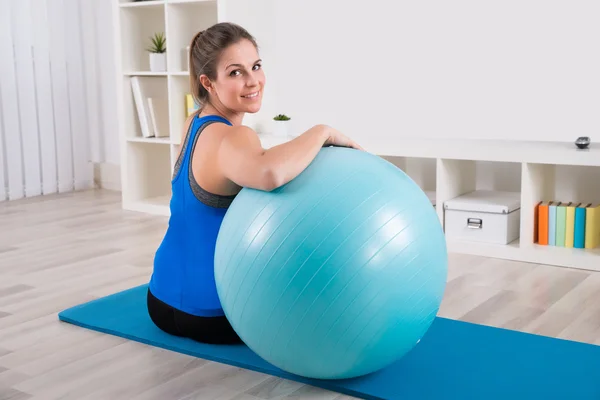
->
[273, 114, 290, 121]
[147, 32, 166, 54]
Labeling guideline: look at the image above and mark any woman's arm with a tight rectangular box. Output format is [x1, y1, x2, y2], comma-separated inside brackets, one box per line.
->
[217, 124, 361, 191]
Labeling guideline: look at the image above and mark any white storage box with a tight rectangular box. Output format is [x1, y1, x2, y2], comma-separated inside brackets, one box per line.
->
[443, 190, 521, 245]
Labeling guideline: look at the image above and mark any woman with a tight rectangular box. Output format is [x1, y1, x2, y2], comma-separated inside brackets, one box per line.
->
[147, 22, 362, 344]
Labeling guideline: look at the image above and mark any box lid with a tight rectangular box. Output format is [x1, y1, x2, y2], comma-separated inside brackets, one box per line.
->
[444, 190, 521, 214]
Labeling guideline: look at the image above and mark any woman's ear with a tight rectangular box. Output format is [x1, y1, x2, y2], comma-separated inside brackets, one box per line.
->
[199, 75, 212, 93]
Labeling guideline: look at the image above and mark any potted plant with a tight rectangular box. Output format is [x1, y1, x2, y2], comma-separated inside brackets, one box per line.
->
[147, 32, 166, 72]
[273, 114, 291, 137]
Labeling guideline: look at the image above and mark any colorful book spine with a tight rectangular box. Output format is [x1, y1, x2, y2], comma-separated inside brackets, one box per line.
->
[565, 203, 579, 248]
[548, 202, 560, 246]
[574, 204, 589, 249]
[533, 201, 541, 243]
[555, 202, 570, 247]
[537, 201, 550, 245]
[585, 203, 600, 249]
[536, 201, 600, 249]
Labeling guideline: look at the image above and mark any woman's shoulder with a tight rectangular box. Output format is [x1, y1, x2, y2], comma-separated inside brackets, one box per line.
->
[202, 118, 256, 138]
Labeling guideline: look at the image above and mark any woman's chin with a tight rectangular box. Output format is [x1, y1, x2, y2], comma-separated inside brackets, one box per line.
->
[227, 98, 262, 114]
[244, 103, 262, 114]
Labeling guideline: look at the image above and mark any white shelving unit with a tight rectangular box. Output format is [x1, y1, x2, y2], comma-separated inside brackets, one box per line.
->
[112, 0, 599, 272]
[113, 0, 220, 216]
[260, 135, 600, 272]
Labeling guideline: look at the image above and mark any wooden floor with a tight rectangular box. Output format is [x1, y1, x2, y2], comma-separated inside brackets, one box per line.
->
[1, 189, 599, 399]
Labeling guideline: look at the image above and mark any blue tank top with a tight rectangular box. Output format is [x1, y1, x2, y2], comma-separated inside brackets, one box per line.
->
[149, 114, 235, 317]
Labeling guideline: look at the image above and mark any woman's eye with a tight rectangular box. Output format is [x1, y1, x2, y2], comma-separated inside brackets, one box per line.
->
[253, 64, 262, 71]
[230, 70, 241, 77]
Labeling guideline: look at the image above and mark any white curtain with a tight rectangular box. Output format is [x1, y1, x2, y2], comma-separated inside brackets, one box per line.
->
[0, 0, 111, 201]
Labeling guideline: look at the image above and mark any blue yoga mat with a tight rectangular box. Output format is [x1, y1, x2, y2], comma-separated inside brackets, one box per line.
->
[58, 284, 600, 400]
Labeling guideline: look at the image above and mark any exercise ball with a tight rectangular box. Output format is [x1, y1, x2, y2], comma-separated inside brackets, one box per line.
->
[214, 146, 447, 380]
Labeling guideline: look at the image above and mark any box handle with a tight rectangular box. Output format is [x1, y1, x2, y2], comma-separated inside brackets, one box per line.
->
[467, 218, 482, 229]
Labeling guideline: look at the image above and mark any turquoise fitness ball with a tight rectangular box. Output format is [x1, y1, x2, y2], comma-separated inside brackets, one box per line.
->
[214, 146, 448, 380]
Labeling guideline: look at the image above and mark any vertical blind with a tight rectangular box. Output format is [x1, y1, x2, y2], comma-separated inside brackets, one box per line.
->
[0, 0, 107, 201]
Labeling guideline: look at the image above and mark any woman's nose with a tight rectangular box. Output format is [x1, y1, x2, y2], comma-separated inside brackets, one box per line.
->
[246, 73, 259, 87]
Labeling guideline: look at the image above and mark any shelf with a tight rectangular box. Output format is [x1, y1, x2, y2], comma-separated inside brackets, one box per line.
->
[257, 134, 600, 271]
[120, 1, 165, 8]
[122, 142, 172, 213]
[436, 158, 521, 224]
[119, 5, 166, 72]
[126, 136, 171, 144]
[166, 0, 218, 73]
[168, 0, 216, 4]
[383, 155, 436, 190]
[123, 71, 168, 76]
[380, 155, 436, 206]
[167, 74, 195, 144]
[365, 137, 600, 167]
[121, 75, 170, 142]
[448, 239, 600, 271]
[521, 163, 600, 250]
[524, 244, 600, 271]
[115, 0, 220, 219]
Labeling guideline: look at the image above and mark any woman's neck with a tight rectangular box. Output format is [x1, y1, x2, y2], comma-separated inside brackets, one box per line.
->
[200, 102, 244, 126]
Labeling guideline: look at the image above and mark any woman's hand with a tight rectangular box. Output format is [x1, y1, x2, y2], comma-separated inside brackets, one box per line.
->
[318, 125, 364, 151]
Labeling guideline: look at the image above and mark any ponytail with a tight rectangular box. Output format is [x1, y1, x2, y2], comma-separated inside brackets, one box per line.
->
[188, 30, 205, 114]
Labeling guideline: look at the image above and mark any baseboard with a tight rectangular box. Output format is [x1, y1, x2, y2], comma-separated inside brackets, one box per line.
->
[94, 163, 121, 192]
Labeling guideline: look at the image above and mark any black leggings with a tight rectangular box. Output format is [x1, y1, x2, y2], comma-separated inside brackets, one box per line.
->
[146, 289, 242, 345]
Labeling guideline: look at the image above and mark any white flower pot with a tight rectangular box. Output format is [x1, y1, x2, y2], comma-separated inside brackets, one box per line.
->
[149, 53, 166, 72]
[273, 121, 289, 137]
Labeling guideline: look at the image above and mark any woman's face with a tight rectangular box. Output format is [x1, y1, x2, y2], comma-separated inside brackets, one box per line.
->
[203, 39, 265, 115]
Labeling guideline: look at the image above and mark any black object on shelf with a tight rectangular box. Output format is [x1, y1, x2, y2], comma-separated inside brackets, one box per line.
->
[575, 136, 591, 149]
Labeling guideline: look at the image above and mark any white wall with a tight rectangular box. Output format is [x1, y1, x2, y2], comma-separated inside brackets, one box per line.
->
[94, 0, 600, 190]
[194, 0, 600, 144]
[267, 1, 600, 146]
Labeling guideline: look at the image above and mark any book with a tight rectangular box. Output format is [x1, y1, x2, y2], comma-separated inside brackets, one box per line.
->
[574, 203, 590, 249]
[585, 203, 600, 249]
[565, 203, 579, 248]
[131, 77, 154, 138]
[537, 201, 550, 245]
[533, 201, 541, 243]
[186, 94, 199, 117]
[548, 201, 561, 246]
[147, 97, 169, 138]
[555, 202, 570, 247]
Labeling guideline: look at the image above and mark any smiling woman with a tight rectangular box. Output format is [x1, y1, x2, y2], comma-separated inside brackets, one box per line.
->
[188, 23, 264, 118]
[146, 22, 363, 345]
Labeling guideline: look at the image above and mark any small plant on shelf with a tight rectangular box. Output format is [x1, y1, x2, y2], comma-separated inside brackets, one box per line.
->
[273, 114, 291, 136]
[147, 32, 166, 72]
[273, 114, 291, 121]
